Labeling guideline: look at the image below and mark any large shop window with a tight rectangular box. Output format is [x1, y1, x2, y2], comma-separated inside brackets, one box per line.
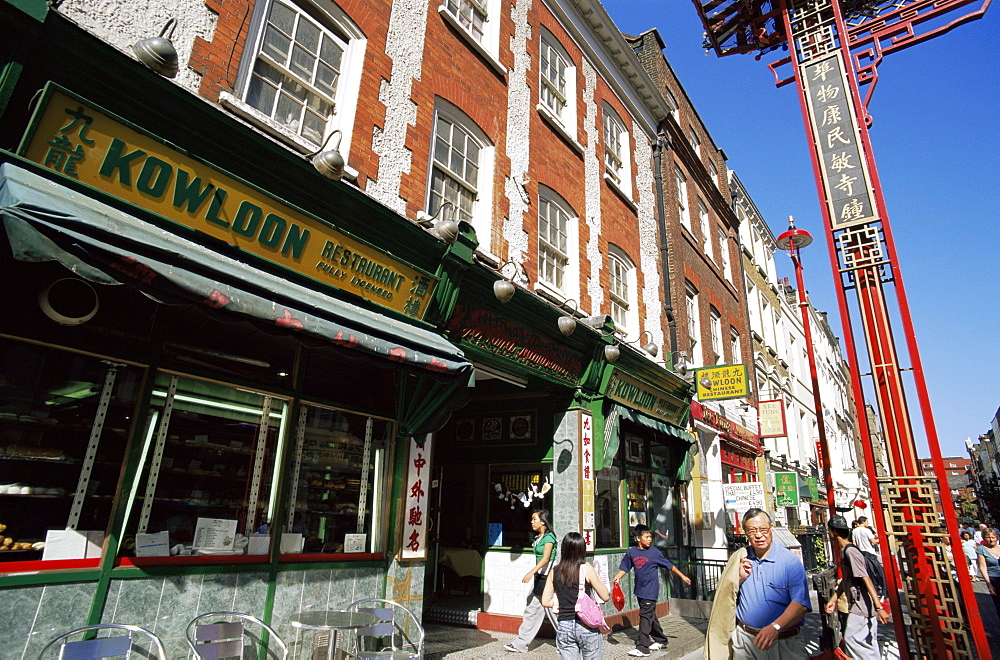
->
[595, 464, 622, 549]
[623, 430, 678, 543]
[120, 374, 287, 560]
[284, 404, 389, 555]
[0, 339, 140, 565]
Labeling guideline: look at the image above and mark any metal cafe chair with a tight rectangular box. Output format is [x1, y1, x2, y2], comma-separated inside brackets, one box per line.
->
[347, 598, 424, 660]
[186, 611, 288, 659]
[37, 623, 167, 660]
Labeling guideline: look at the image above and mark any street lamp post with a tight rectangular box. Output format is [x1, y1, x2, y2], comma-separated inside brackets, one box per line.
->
[776, 218, 838, 529]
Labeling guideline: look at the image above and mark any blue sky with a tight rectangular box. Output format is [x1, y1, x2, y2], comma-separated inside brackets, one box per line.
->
[599, 1, 999, 458]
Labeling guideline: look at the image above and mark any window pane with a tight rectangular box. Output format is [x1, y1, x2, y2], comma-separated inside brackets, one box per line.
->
[0, 340, 140, 563]
[289, 44, 314, 80]
[275, 91, 304, 129]
[488, 465, 549, 547]
[320, 36, 344, 71]
[261, 25, 291, 62]
[120, 374, 286, 557]
[246, 72, 278, 115]
[596, 465, 622, 548]
[286, 405, 389, 554]
[295, 18, 320, 53]
[268, 1, 296, 37]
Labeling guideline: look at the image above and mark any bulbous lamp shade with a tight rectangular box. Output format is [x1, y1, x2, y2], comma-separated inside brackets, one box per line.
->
[310, 130, 345, 180]
[604, 344, 620, 363]
[493, 279, 515, 304]
[133, 19, 179, 78]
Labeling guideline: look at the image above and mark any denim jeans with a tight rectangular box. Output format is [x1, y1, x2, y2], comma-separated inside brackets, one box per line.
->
[556, 619, 603, 660]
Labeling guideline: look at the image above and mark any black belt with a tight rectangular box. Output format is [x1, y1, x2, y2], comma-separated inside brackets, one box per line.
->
[736, 620, 799, 639]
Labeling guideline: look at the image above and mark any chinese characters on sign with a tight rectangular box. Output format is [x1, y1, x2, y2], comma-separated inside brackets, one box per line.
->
[695, 364, 749, 401]
[774, 472, 800, 507]
[580, 411, 595, 551]
[757, 399, 786, 438]
[21, 87, 437, 318]
[400, 435, 431, 561]
[802, 53, 877, 230]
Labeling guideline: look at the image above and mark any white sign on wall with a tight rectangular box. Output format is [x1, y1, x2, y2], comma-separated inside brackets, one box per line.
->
[580, 411, 595, 551]
[722, 482, 766, 512]
[400, 435, 431, 561]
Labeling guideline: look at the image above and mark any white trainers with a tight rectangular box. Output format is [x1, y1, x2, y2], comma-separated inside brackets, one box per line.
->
[627, 649, 650, 657]
[504, 644, 525, 653]
[649, 642, 663, 651]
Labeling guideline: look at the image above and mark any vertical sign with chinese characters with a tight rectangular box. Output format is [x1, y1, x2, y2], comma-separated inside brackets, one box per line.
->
[801, 53, 878, 230]
[400, 435, 431, 561]
[774, 472, 800, 507]
[580, 411, 595, 551]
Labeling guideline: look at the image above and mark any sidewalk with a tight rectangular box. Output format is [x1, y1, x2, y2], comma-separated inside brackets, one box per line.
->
[423, 611, 708, 659]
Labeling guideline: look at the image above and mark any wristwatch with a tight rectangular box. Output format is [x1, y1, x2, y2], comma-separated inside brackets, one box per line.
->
[771, 623, 781, 631]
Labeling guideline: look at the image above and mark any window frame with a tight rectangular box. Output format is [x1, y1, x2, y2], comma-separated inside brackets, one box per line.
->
[438, 0, 504, 74]
[536, 186, 578, 299]
[426, 100, 495, 245]
[719, 227, 733, 281]
[685, 281, 700, 363]
[730, 327, 742, 364]
[676, 166, 690, 230]
[602, 105, 632, 197]
[698, 198, 712, 256]
[608, 245, 637, 337]
[229, 0, 366, 160]
[710, 307, 723, 365]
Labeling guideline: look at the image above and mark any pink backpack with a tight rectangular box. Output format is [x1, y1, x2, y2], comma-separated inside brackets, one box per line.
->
[576, 564, 608, 629]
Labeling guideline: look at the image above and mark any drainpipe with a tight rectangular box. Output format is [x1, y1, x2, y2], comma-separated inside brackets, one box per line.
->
[652, 130, 679, 366]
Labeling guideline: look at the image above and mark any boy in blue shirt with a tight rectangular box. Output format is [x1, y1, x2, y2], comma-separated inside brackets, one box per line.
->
[613, 524, 691, 657]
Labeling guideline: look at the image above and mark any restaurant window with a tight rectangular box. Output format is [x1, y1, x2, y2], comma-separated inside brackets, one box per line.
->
[622, 429, 679, 544]
[596, 463, 622, 549]
[284, 404, 390, 555]
[488, 464, 551, 548]
[0, 340, 140, 565]
[119, 373, 287, 559]
[236, 0, 365, 156]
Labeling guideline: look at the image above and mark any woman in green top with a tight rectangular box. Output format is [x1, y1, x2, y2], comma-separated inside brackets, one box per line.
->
[505, 510, 558, 653]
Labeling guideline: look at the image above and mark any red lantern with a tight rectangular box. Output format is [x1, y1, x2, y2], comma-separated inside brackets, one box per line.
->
[854, 499, 867, 509]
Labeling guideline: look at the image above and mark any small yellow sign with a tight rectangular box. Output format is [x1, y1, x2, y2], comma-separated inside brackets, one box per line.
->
[695, 364, 749, 401]
[20, 87, 436, 319]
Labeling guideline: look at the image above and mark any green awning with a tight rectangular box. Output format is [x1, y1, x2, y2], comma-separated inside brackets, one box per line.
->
[0, 162, 471, 378]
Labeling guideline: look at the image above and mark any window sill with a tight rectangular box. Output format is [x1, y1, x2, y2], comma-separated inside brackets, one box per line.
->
[218, 92, 359, 181]
[438, 7, 506, 78]
[534, 280, 574, 308]
[603, 172, 637, 211]
[536, 104, 583, 154]
[0, 557, 101, 575]
[117, 555, 266, 568]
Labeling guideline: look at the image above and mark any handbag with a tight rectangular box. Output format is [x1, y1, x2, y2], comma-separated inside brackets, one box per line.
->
[611, 579, 625, 611]
[575, 565, 608, 629]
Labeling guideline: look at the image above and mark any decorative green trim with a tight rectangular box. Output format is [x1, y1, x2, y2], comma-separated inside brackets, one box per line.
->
[272, 559, 387, 573]
[0, 61, 23, 119]
[0, 569, 101, 588]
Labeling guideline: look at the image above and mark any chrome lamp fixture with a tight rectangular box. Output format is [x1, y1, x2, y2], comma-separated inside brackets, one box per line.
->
[133, 18, 179, 78]
[604, 343, 620, 363]
[416, 200, 459, 244]
[555, 299, 579, 337]
[620, 330, 659, 358]
[309, 129, 345, 181]
[493, 259, 528, 304]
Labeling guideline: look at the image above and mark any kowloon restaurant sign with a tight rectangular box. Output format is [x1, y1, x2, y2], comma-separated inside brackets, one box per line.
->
[605, 369, 686, 427]
[19, 86, 436, 319]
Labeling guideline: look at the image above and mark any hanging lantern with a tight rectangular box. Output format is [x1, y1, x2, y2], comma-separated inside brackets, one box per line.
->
[854, 499, 867, 509]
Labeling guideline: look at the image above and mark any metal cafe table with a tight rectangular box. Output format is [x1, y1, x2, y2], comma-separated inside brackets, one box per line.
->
[291, 610, 379, 660]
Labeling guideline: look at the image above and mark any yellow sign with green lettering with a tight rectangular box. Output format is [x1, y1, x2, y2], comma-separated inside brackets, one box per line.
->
[20, 87, 436, 319]
[695, 364, 749, 401]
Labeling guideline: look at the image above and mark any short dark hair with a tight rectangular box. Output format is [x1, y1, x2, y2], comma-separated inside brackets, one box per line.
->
[830, 526, 851, 540]
[742, 508, 771, 526]
[857, 516, 868, 524]
[633, 524, 651, 540]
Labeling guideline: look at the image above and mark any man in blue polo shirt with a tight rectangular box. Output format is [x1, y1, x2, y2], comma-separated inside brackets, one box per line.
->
[733, 508, 811, 658]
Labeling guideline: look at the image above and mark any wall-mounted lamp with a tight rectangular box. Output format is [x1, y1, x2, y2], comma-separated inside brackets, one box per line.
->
[416, 200, 459, 244]
[309, 129, 345, 181]
[555, 299, 579, 337]
[699, 375, 713, 389]
[133, 18, 179, 78]
[619, 330, 658, 358]
[493, 259, 529, 304]
[604, 344, 620, 363]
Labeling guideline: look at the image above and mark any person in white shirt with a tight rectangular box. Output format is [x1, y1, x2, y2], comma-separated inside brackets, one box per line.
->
[851, 517, 878, 556]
